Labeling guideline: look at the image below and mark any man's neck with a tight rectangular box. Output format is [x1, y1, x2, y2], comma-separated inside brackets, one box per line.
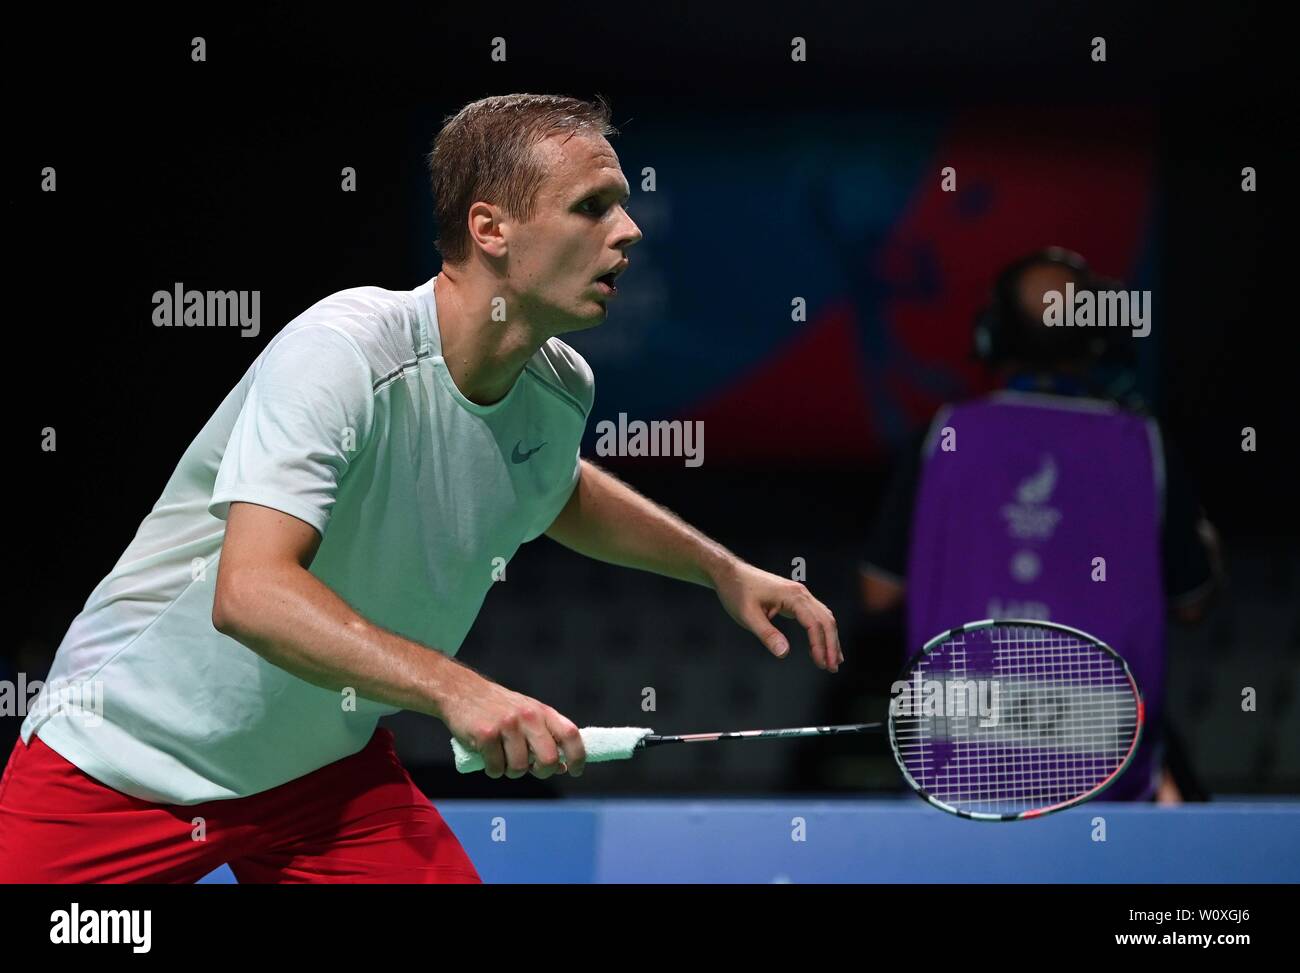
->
[434, 269, 547, 406]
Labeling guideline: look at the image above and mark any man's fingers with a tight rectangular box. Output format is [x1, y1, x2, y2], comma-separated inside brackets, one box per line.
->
[812, 608, 840, 671]
[743, 606, 790, 658]
[827, 608, 843, 667]
[478, 738, 506, 779]
[813, 595, 843, 667]
[785, 597, 831, 670]
[502, 728, 532, 779]
[722, 569, 842, 672]
[521, 712, 565, 779]
[471, 702, 585, 781]
[546, 711, 586, 777]
[778, 588, 840, 672]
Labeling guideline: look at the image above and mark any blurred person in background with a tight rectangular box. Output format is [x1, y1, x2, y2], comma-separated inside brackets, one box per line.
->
[857, 247, 1222, 802]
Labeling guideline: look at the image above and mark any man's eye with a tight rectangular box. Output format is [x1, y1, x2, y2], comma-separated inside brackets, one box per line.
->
[581, 198, 605, 215]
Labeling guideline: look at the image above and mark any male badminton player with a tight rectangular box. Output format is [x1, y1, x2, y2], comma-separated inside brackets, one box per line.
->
[0, 94, 840, 883]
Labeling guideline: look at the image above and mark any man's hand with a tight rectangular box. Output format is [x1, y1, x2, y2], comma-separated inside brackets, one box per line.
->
[437, 667, 587, 780]
[713, 560, 842, 672]
[543, 461, 841, 671]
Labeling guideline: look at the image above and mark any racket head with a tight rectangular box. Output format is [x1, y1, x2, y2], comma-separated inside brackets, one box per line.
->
[887, 619, 1143, 821]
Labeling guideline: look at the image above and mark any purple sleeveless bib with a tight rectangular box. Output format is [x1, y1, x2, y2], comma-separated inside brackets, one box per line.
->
[906, 392, 1166, 800]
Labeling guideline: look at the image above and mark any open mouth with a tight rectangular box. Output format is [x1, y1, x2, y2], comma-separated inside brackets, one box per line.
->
[595, 272, 618, 294]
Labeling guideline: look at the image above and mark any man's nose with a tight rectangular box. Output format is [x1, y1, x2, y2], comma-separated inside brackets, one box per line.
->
[618, 210, 643, 249]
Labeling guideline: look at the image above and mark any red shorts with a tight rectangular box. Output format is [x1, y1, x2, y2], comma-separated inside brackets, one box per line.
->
[0, 727, 481, 884]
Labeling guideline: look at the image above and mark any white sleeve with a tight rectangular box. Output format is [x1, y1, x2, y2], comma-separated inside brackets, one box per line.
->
[208, 326, 375, 537]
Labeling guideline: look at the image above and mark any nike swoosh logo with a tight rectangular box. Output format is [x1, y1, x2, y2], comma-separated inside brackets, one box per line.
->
[512, 441, 548, 463]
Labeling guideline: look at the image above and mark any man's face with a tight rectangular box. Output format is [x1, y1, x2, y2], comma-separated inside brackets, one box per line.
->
[502, 132, 642, 334]
[1010, 262, 1091, 369]
[1016, 264, 1078, 325]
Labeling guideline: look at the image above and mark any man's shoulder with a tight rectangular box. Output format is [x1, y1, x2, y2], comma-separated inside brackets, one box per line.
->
[270, 283, 425, 383]
[526, 337, 595, 419]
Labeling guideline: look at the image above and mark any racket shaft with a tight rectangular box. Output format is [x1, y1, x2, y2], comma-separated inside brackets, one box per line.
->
[640, 722, 882, 748]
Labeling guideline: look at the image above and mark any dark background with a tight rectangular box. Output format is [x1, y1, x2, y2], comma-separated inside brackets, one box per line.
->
[6, 2, 1293, 797]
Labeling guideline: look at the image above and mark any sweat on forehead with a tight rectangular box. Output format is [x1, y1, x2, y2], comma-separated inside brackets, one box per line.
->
[532, 135, 627, 196]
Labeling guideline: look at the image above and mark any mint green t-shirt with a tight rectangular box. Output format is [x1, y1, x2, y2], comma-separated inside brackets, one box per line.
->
[22, 277, 592, 804]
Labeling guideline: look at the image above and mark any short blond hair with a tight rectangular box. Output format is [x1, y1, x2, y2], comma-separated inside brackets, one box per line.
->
[427, 93, 616, 265]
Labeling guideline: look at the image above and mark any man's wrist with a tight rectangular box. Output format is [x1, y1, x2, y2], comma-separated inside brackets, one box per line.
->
[417, 649, 475, 721]
[699, 545, 741, 590]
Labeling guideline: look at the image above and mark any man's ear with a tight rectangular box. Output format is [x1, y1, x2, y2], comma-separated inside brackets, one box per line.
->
[466, 201, 510, 260]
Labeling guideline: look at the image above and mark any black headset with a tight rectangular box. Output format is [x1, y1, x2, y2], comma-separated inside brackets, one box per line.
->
[973, 247, 1131, 366]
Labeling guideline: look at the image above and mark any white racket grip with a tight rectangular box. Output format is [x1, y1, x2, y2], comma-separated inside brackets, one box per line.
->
[451, 726, 654, 774]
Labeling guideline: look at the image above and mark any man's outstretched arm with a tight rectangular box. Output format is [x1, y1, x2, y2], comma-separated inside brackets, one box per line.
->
[544, 459, 842, 672]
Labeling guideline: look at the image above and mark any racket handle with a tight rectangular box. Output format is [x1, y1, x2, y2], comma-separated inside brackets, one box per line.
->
[451, 726, 653, 774]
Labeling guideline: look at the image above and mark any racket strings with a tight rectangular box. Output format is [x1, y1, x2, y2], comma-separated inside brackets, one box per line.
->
[892, 624, 1139, 816]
